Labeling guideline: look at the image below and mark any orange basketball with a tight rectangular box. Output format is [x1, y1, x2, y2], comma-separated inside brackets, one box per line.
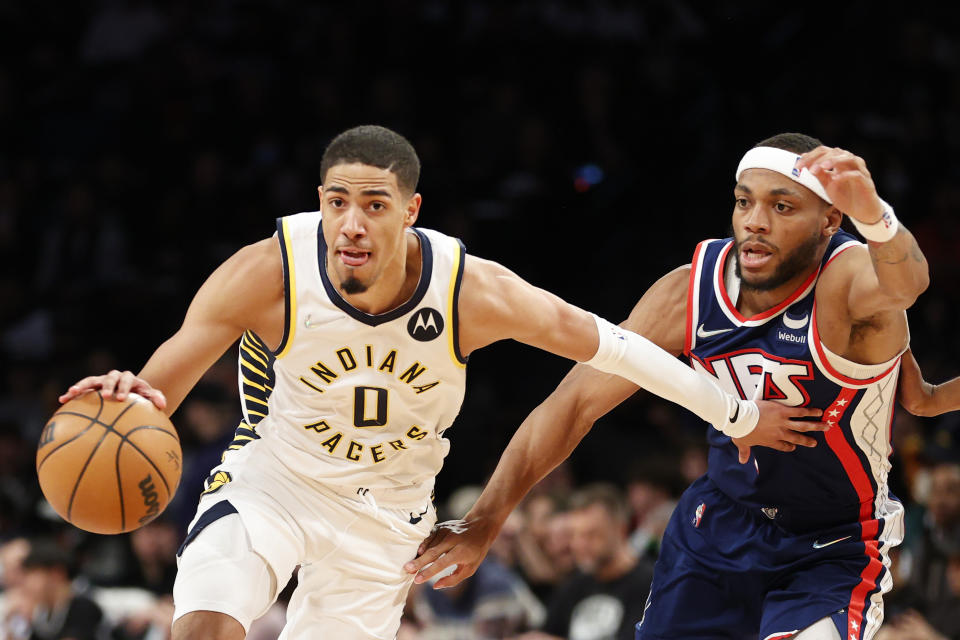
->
[36, 391, 182, 535]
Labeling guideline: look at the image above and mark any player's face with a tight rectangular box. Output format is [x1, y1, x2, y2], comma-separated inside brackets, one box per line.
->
[732, 168, 834, 293]
[319, 163, 420, 295]
[568, 503, 624, 574]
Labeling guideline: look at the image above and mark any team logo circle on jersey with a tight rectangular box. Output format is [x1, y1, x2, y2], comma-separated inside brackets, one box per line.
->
[408, 308, 444, 341]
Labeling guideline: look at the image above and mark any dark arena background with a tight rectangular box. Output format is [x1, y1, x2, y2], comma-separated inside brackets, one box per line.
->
[2, 3, 960, 639]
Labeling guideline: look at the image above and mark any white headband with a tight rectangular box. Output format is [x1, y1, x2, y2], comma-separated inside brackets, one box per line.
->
[735, 146, 832, 204]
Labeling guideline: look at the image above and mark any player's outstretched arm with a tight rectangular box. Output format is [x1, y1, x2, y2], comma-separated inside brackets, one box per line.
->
[404, 260, 824, 587]
[58, 237, 284, 416]
[797, 147, 929, 321]
[899, 348, 960, 417]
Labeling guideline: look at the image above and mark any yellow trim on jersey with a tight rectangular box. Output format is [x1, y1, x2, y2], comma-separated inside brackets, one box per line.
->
[241, 359, 268, 378]
[245, 408, 266, 419]
[447, 240, 466, 369]
[276, 217, 298, 359]
[240, 343, 269, 368]
[243, 393, 269, 407]
[242, 333, 270, 361]
[240, 374, 268, 392]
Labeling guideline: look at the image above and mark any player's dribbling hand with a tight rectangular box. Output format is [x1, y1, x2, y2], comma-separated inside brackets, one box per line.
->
[403, 516, 499, 589]
[795, 146, 885, 225]
[58, 370, 167, 411]
[731, 401, 827, 464]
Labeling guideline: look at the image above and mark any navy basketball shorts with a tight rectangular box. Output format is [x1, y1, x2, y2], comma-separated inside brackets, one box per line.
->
[636, 476, 892, 640]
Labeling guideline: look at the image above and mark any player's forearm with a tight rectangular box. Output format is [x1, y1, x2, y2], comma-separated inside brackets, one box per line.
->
[584, 317, 757, 436]
[139, 330, 234, 416]
[923, 377, 960, 416]
[867, 226, 929, 307]
[465, 387, 595, 527]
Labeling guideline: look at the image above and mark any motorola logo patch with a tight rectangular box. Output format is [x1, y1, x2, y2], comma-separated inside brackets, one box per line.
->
[408, 308, 444, 341]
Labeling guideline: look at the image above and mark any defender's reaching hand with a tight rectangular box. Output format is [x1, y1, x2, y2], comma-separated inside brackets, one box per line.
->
[731, 401, 826, 464]
[403, 517, 500, 590]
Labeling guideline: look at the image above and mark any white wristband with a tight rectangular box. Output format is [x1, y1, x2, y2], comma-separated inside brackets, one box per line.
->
[720, 399, 759, 438]
[851, 199, 899, 243]
[583, 315, 759, 437]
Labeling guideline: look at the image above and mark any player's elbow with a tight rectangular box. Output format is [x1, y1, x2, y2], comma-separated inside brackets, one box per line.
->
[882, 271, 929, 310]
[905, 260, 931, 305]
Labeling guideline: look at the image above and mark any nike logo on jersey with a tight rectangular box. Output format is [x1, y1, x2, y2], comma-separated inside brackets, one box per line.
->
[812, 535, 851, 549]
[697, 324, 734, 338]
[782, 312, 809, 330]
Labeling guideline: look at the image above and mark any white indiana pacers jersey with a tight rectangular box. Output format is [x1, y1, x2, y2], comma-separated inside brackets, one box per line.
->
[233, 211, 468, 505]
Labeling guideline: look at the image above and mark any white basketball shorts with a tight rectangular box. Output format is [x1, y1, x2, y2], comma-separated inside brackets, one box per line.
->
[172, 441, 437, 639]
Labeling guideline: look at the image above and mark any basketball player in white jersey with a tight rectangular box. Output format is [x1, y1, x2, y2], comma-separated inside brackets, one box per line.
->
[59, 126, 816, 640]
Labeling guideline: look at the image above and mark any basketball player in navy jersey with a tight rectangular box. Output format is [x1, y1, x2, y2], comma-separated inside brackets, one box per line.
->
[409, 133, 931, 640]
[57, 126, 805, 640]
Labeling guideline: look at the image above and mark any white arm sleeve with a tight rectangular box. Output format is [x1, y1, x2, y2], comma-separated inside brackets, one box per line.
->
[582, 315, 758, 438]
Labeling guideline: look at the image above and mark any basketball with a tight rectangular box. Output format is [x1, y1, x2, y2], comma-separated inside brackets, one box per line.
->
[36, 391, 182, 535]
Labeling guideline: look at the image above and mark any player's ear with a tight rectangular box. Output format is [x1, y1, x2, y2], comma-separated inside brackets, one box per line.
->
[404, 193, 421, 228]
[823, 206, 842, 237]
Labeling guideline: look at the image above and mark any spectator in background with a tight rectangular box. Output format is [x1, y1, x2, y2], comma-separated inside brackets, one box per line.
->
[123, 519, 178, 597]
[624, 459, 684, 560]
[1, 538, 32, 640]
[878, 549, 960, 639]
[163, 381, 236, 533]
[19, 539, 105, 640]
[522, 484, 654, 640]
[905, 463, 960, 609]
[492, 493, 573, 606]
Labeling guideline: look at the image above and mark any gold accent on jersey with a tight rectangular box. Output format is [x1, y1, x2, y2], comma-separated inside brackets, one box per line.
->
[299, 345, 441, 394]
[241, 374, 268, 393]
[336, 347, 358, 371]
[298, 377, 325, 394]
[240, 342, 269, 368]
[276, 217, 298, 359]
[378, 350, 397, 373]
[243, 394, 268, 407]
[447, 243, 466, 368]
[398, 362, 427, 383]
[241, 359, 268, 378]
[346, 440, 363, 461]
[202, 471, 233, 495]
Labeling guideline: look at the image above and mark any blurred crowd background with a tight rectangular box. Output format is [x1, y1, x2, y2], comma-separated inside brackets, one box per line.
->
[2, 1, 960, 638]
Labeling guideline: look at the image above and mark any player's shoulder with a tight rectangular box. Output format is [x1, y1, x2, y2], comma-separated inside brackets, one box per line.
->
[818, 236, 869, 286]
[214, 236, 284, 302]
[662, 263, 692, 284]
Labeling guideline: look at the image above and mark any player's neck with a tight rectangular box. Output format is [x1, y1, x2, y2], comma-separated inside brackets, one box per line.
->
[737, 263, 819, 317]
[339, 232, 422, 315]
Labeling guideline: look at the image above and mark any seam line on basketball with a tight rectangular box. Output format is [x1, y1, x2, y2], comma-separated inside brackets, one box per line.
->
[67, 396, 140, 522]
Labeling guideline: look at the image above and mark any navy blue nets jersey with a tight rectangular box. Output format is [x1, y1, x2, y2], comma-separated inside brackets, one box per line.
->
[683, 230, 904, 539]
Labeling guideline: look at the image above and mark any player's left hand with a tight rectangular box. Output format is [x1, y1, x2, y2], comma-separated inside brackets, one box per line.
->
[403, 517, 499, 589]
[795, 146, 884, 224]
[732, 400, 827, 464]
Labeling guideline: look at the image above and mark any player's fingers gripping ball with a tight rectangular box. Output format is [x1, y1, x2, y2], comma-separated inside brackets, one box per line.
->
[37, 391, 182, 534]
